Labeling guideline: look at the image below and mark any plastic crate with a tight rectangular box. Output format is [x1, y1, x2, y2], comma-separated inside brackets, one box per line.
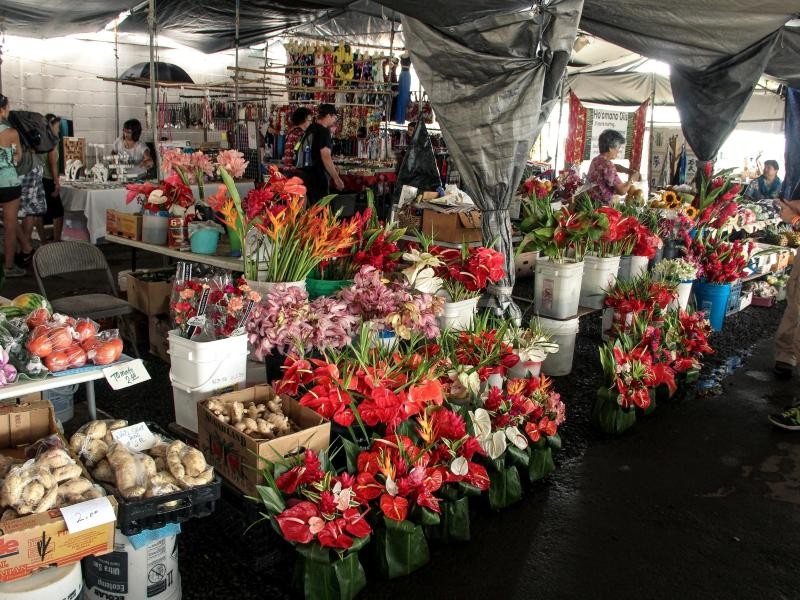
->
[113, 422, 222, 535]
[725, 280, 743, 316]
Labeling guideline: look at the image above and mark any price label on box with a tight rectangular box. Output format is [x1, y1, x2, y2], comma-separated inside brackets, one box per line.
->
[103, 359, 151, 390]
[111, 422, 157, 451]
[60, 496, 116, 534]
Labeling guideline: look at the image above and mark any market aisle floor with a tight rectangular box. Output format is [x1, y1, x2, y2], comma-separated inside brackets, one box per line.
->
[365, 337, 800, 600]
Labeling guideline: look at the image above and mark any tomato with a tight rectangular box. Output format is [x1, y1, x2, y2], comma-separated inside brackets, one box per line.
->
[26, 330, 53, 358]
[25, 308, 51, 329]
[92, 338, 123, 365]
[44, 351, 69, 372]
[65, 345, 87, 368]
[74, 320, 98, 342]
[81, 337, 99, 352]
[48, 327, 73, 352]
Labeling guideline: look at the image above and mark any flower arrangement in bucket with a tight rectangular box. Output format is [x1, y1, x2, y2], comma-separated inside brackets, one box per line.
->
[506, 319, 559, 378]
[160, 148, 215, 204]
[652, 258, 698, 310]
[602, 274, 677, 340]
[209, 165, 357, 286]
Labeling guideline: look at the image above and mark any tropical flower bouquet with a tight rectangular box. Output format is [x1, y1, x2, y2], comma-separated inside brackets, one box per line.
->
[257, 449, 372, 600]
[506, 319, 559, 378]
[652, 258, 698, 284]
[594, 342, 655, 434]
[602, 274, 677, 339]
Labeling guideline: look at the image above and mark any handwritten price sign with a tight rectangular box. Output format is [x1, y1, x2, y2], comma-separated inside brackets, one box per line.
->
[60, 496, 116, 534]
[103, 359, 151, 390]
[111, 422, 157, 451]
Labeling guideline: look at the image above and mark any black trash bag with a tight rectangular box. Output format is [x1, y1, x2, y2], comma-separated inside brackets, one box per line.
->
[395, 120, 442, 195]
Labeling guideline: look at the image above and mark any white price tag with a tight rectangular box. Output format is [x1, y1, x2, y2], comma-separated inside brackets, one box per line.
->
[60, 496, 116, 534]
[111, 422, 157, 451]
[103, 359, 150, 390]
[187, 315, 206, 327]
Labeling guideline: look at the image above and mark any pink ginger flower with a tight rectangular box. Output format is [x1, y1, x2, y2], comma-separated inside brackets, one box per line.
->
[217, 149, 249, 178]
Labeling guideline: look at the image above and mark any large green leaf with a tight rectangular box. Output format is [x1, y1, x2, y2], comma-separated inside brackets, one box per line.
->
[591, 388, 637, 435]
[488, 466, 523, 510]
[333, 552, 367, 600]
[302, 555, 339, 600]
[340, 438, 362, 475]
[546, 432, 562, 450]
[376, 517, 430, 579]
[529, 446, 556, 483]
[506, 445, 531, 469]
[255, 484, 285, 516]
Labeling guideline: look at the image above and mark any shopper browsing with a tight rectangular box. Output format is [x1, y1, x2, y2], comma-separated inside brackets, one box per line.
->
[587, 129, 640, 205]
[39, 114, 64, 243]
[296, 104, 345, 203]
[282, 107, 312, 168]
[0, 94, 25, 278]
[744, 159, 782, 204]
[112, 118, 153, 171]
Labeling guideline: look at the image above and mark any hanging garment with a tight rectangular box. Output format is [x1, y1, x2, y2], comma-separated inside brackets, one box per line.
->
[388, 58, 399, 122]
[314, 48, 326, 101]
[395, 55, 412, 124]
[323, 48, 335, 101]
[334, 43, 354, 85]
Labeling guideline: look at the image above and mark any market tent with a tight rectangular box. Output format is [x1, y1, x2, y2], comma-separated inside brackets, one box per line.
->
[0, 0, 135, 38]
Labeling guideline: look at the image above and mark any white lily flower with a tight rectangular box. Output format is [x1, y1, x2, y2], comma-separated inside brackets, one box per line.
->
[505, 426, 529, 450]
[450, 456, 468, 476]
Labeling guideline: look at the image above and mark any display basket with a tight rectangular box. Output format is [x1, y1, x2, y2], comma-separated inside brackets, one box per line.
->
[112, 422, 222, 535]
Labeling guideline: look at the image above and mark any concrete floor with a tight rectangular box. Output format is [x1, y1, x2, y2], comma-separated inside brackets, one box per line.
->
[3, 242, 798, 600]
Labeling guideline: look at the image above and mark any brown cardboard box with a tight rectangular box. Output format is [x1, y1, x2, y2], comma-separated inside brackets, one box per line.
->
[0, 401, 116, 582]
[127, 269, 174, 316]
[106, 210, 142, 240]
[197, 385, 330, 496]
[148, 315, 171, 364]
[421, 209, 482, 244]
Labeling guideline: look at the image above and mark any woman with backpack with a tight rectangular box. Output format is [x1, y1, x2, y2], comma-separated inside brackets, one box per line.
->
[0, 95, 25, 278]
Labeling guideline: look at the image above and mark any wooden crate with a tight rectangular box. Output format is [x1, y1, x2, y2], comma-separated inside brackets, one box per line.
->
[106, 210, 142, 240]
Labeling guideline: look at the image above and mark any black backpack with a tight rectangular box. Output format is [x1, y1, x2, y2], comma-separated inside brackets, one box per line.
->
[8, 111, 57, 153]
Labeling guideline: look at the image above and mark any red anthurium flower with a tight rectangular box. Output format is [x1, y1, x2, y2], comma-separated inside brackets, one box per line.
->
[342, 508, 372, 538]
[317, 519, 353, 549]
[275, 501, 319, 544]
[380, 494, 409, 521]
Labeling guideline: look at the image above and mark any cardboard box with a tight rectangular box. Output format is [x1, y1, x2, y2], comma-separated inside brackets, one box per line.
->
[197, 385, 330, 496]
[148, 315, 171, 364]
[0, 401, 116, 582]
[421, 209, 482, 244]
[106, 210, 142, 240]
[127, 269, 174, 316]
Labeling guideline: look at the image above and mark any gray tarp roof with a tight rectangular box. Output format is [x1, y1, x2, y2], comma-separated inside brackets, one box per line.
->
[0, 0, 135, 38]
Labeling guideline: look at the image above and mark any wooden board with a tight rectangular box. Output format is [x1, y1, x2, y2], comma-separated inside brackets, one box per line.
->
[63, 136, 86, 165]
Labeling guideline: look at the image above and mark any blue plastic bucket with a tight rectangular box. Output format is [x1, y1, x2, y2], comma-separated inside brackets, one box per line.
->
[190, 228, 220, 254]
[692, 280, 732, 331]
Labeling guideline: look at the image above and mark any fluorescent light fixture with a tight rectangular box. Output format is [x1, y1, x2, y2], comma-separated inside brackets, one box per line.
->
[103, 9, 132, 31]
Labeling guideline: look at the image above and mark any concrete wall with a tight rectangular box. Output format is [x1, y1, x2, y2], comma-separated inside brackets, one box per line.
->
[0, 33, 281, 150]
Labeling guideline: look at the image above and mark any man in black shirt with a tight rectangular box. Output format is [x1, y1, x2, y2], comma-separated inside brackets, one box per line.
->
[296, 104, 344, 203]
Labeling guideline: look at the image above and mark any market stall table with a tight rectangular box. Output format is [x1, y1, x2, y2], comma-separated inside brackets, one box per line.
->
[107, 234, 243, 271]
[0, 359, 132, 420]
[61, 180, 255, 243]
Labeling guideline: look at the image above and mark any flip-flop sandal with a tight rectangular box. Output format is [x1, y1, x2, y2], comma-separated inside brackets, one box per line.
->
[769, 407, 800, 431]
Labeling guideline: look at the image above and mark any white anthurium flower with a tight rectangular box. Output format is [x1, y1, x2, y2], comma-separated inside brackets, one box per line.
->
[385, 475, 398, 496]
[505, 426, 529, 450]
[335, 487, 353, 511]
[450, 456, 469, 476]
[402, 248, 442, 269]
[409, 266, 443, 294]
[450, 367, 481, 399]
[147, 189, 167, 204]
[469, 408, 492, 439]
[483, 430, 507, 460]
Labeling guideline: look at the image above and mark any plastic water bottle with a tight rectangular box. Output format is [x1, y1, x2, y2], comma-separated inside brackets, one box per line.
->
[303, 144, 312, 167]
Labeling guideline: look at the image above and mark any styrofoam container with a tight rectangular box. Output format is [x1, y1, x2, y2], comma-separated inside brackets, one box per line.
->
[439, 297, 479, 331]
[0, 562, 82, 600]
[534, 258, 585, 319]
[83, 529, 181, 600]
[169, 331, 248, 432]
[539, 316, 580, 376]
[580, 255, 620, 309]
[43, 384, 79, 424]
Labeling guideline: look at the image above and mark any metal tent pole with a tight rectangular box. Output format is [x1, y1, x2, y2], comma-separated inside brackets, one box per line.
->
[553, 75, 566, 171]
[148, 0, 159, 174]
[648, 72, 656, 187]
[114, 25, 120, 134]
[234, 0, 240, 136]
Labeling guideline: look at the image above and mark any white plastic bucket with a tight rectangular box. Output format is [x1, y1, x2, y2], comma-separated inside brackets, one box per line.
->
[534, 258, 585, 319]
[601, 307, 634, 341]
[43, 384, 79, 424]
[0, 562, 82, 600]
[169, 331, 248, 433]
[580, 255, 621, 310]
[507, 359, 541, 379]
[142, 214, 169, 245]
[670, 281, 693, 310]
[539, 316, 580, 377]
[117, 270, 132, 293]
[83, 529, 181, 600]
[617, 255, 649, 282]
[438, 297, 479, 331]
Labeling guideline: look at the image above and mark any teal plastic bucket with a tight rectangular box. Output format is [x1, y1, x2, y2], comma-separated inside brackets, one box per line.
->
[306, 277, 353, 299]
[190, 228, 220, 254]
[692, 280, 731, 331]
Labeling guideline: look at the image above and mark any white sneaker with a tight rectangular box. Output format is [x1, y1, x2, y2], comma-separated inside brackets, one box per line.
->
[3, 265, 26, 278]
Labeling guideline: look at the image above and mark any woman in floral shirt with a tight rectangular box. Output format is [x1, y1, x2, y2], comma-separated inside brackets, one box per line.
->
[587, 129, 640, 205]
[282, 107, 312, 168]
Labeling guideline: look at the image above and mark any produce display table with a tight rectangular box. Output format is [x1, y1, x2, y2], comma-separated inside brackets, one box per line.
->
[0, 359, 131, 420]
[61, 180, 255, 243]
[107, 234, 243, 271]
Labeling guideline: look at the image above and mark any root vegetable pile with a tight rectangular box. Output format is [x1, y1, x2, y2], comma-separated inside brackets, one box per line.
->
[206, 397, 294, 439]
